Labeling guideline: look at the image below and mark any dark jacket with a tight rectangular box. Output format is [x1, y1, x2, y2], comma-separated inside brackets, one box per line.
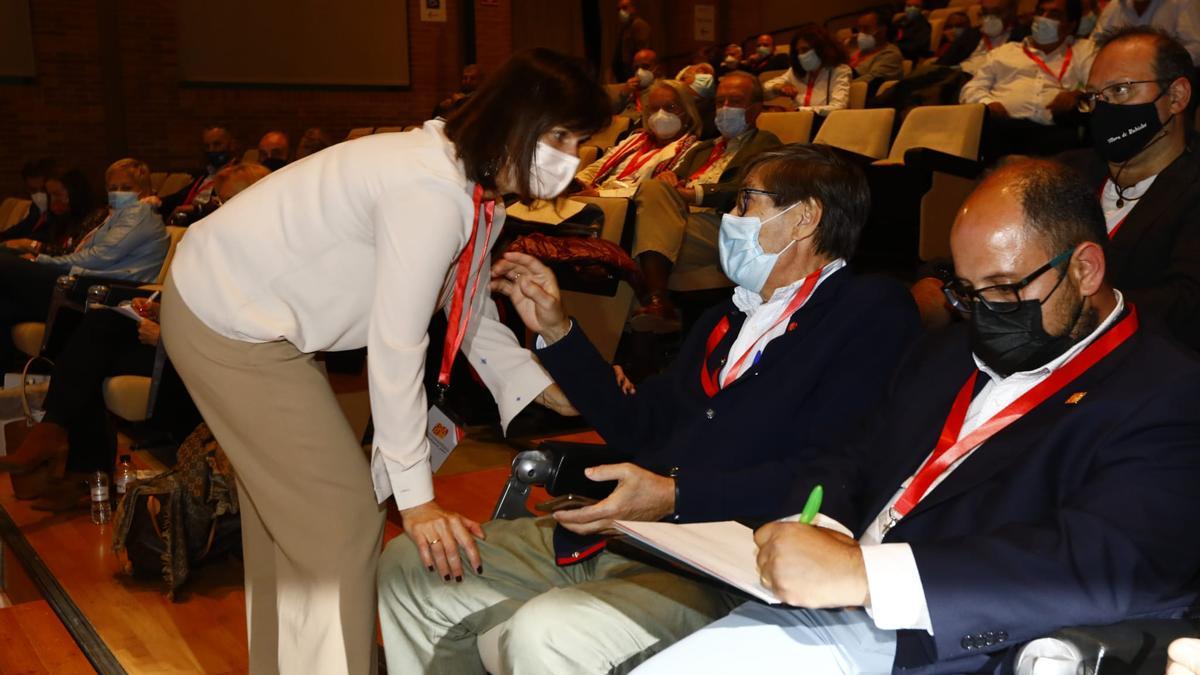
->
[536, 268, 922, 560]
[672, 128, 783, 212]
[782, 315, 1200, 674]
[1057, 142, 1200, 350]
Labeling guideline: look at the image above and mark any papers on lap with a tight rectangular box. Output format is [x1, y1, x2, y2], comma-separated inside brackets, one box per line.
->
[613, 519, 782, 604]
[100, 301, 144, 322]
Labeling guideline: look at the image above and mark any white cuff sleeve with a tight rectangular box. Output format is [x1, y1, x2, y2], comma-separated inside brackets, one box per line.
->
[693, 184, 705, 206]
[860, 543, 934, 634]
[371, 444, 436, 510]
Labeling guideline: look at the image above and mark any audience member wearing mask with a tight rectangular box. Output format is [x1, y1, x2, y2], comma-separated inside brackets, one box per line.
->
[294, 127, 332, 160]
[850, 10, 905, 96]
[637, 158, 1200, 675]
[626, 72, 783, 331]
[958, 0, 1030, 75]
[961, 0, 1097, 159]
[576, 79, 701, 198]
[764, 24, 853, 116]
[159, 49, 608, 675]
[677, 63, 719, 138]
[934, 12, 973, 61]
[2, 168, 94, 256]
[895, 0, 933, 61]
[1077, 0, 1101, 37]
[158, 125, 238, 225]
[1094, 0, 1200, 65]
[614, 0, 652, 81]
[741, 34, 790, 75]
[0, 163, 269, 510]
[8, 158, 56, 236]
[256, 130, 291, 171]
[380, 144, 921, 674]
[432, 64, 484, 119]
[615, 48, 662, 122]
[0, 158, 169, 366]
[913, 30, 1200, 346]
[718, 43, 744, 75]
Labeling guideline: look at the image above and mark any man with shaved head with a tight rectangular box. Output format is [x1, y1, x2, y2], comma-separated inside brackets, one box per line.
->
[615, 48, 662, 122]
[256, 130, 290, 171]
[159, 125, 237, 225]
[637, 158, 1200, 674]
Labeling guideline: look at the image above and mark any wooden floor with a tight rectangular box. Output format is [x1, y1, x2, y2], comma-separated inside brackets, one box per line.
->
[0, 600, 94, 673]
[0, 428, 581, 674]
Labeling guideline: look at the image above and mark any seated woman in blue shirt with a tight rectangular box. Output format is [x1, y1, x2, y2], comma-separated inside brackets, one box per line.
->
[0, 158, 170, 366]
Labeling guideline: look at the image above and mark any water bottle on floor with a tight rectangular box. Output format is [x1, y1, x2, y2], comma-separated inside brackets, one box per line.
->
[91, 471, 111, 524]
[114, 455, 135, 497]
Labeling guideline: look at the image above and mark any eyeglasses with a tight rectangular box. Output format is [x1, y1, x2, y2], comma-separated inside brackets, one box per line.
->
[1077, 79, 1170, 113]
[735, 187, 778, 215]
[941, 248, 1073, 314]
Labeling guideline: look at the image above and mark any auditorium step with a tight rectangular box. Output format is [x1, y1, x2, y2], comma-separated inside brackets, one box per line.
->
[0, 599, 93, 674]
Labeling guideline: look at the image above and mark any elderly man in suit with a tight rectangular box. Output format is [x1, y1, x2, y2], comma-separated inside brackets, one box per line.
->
[636, 157, 1200, 674]
[378, 144, 922, 674]
[627, 70, 783, 331]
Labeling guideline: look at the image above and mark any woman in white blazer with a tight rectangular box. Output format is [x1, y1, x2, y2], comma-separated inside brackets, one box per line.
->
[160, 49, 609, 674]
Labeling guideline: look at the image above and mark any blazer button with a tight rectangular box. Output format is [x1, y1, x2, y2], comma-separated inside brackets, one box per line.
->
[997, 631, 1008, 643]
[705, 408, 715, 419]
[960, 636, 974, 650]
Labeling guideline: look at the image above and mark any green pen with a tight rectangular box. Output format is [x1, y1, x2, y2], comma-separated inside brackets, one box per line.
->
[798, 484, 823, 525]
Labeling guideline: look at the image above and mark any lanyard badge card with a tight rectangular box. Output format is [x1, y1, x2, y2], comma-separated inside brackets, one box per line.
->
[427, 184, 494, 473]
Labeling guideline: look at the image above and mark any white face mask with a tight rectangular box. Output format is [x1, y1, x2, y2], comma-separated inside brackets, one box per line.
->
[529, 141, 581, 199]
[798, 49, 821, 72]
[857, 32, 877, 52]
[756, 45, 772, 57]
[636, 68, 655, 88]
[1031, 15, 1061, 46]
[718, 201, 803, 293]
[981, 14, 1005, 38]
[689, 72, 715, 98]
[647, 109, 683, 140]
[30, 191, 48, 213]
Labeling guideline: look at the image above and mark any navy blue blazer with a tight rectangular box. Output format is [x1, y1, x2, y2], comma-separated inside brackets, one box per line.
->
[535, 268, 922, 558]
[782, 313, 1200, 674]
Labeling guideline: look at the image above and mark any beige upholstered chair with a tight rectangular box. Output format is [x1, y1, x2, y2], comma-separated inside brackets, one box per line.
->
[156, 173, 195, 197]
[848, 80, 869, 109]
[880, 103, 985, 165]
[813, 108, 896, 160]
[345, 127, 374, 141]
[755, 110, 815, 145]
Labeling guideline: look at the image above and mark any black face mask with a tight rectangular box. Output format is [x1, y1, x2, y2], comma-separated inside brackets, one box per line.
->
[206, 150, 231, 168]
[969, 288, 1084, 378]
[261, 157, 287, 172]
[1090, 97, 1167, 164]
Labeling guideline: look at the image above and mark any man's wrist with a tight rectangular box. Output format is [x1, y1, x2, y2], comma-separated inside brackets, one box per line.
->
[540, 320, 573, 346]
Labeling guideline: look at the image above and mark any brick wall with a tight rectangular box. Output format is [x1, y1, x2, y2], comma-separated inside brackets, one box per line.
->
[0, 0, 516, 195]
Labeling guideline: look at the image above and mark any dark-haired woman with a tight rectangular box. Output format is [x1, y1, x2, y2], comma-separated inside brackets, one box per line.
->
[764, 25, 853, 117]
[160, 48, 608, 673]
[2, 168, 95, 256]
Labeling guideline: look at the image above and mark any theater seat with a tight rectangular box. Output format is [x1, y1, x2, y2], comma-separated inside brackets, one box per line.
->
[154, 226, 187, 285]
[930, 18, 945, 52]
[559, 196, 636, 361]
[345, 127, 374, 140]
[585, 116, 631, 152]
[374, 126, 405, 134]
[0, 198, 32, 232]
[758, 69, 787, 86]
[150, 172, 167, 194]
[968, 4, 982, 26]
[11, 323, 45, 359]
[848, 80, 869, 109]
[103, 375, 153, 422]
[156, 173, 194, 198]
[878, 103, 985, 165]
[813, 108, 896, 160]
[241, 149, 259, 164]
[756, 110, 815, 145]
[578, 145, 599, 167]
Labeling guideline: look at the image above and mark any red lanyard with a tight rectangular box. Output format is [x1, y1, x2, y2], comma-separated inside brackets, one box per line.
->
[437, 184, 496, 389]
[700, 268, 822, 397]
[1023, 43, 1073, 84]
[850, 47, 877, 69]
[983, 35, 994, 51]
[183, 177, 214, 206]
[803, 71, 819, 107]
[616, 138, 664, 181]
[889, 306, 1139, 520]
[592, 134, 650, 186]
[687, 138, 728, 182]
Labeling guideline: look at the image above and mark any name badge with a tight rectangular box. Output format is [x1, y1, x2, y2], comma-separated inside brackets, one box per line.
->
[426, 404, 464, 472]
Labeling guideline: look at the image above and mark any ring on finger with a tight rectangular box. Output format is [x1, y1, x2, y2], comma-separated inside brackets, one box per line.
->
[428, 538, 440, 546]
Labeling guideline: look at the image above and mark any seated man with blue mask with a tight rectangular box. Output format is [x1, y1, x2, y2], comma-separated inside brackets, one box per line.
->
[625, 71, 782, 331]
[635, 158, 1200, 675]
[377, 144, 922, 675]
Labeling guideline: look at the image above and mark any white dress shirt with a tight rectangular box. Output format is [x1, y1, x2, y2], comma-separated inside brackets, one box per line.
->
[960, 29, 1011, 75]
[1096, 0, 1200, 65]
[721, 259, 846, 384]
[763, 65, 853, 116]
[1101, 174, 1158, 234]
[854, 291, 1126, 633]
[960, 38, 1097, 124]
[170, 120, 553, 509]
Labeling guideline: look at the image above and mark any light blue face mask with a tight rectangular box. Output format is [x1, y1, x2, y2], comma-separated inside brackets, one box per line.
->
[107, 191, 139, 210]
[715, 106, 748, 139]
[718, 201, 803, 293]
[1031, 15, 1061, 46]
[1076, 13, 1097, 36]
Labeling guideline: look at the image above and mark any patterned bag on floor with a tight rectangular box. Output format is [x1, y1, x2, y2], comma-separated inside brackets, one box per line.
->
[111, 423, 241, 600]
